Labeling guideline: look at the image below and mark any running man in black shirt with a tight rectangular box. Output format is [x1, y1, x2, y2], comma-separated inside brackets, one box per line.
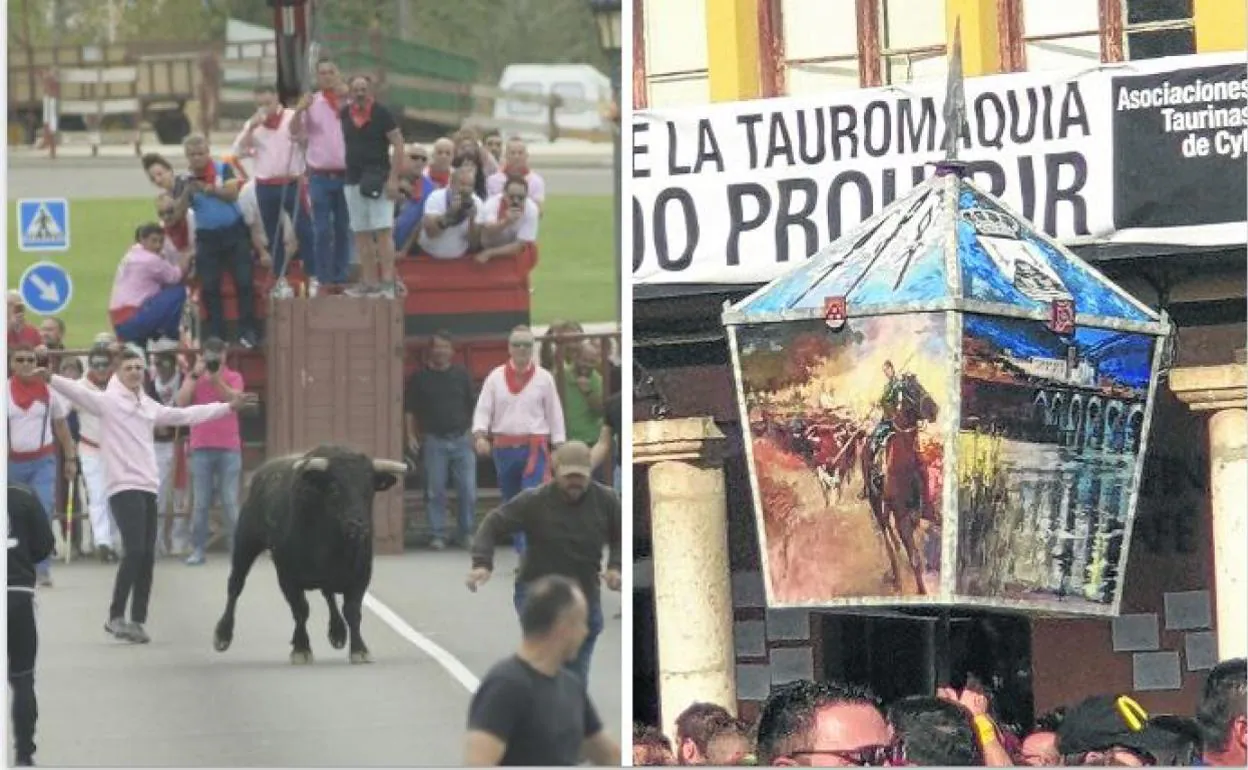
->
[466, 440, 621, 684]
[8, 483, 56, 766]
[465, 575, 620, 766]
[404, 330, 477, 549]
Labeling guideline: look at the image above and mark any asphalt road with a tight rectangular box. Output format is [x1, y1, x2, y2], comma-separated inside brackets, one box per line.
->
[6, 160, 612, 200]
[28, 548, 622, 766]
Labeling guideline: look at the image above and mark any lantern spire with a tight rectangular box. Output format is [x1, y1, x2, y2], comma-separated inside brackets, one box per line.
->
[936, 18, 968, 176]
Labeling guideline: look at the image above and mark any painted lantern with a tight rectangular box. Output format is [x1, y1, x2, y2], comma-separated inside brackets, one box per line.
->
[723, 167, 1171, 616]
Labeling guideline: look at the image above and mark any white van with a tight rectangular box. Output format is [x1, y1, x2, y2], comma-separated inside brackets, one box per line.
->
[492, 63, 612, 144]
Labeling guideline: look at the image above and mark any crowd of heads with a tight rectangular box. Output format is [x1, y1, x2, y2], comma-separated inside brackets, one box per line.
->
[635, 657, 1246, 767]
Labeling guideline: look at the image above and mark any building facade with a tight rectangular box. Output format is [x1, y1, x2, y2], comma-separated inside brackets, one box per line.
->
[631, 0, 1247, 742]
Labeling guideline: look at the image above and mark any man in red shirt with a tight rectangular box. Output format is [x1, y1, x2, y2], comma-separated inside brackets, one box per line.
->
[174, 337, 245, 565]
[7, 292, 42, 349]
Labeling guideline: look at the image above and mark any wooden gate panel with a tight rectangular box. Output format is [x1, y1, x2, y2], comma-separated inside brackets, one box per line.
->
[265, 297, 406, 553]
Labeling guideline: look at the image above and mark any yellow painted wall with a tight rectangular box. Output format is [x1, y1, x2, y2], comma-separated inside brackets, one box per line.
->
[705, 0, 760, 101]
[945, 0, 1001, 76]
[1194, 0, 1248, 52]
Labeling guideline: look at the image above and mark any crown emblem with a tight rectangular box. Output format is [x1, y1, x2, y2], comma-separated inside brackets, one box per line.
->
[961, 208, 1020, 240]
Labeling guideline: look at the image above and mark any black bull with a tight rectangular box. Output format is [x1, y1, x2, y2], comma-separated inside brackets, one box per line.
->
[212, 445, 408, 664]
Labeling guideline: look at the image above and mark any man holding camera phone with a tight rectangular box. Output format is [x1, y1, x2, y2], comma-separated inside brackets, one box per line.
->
[174, 337, 245, 566]
[476, 175, 541, 264]
[419, 164, 485, 259]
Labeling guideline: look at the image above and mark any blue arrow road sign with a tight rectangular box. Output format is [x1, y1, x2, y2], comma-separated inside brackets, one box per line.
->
[17, 198, 70, 252]
[19, 262, 73, 316]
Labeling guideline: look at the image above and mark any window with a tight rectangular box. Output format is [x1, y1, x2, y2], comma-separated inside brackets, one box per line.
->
[643, 0, 709, 108]
[551, 82, 589, 115]
[1123, 0, 1195, 60]
[879, 0, 948, 85]
[1013, 0, 1195, 71]
[1019, 0, 1101, 72]
[771, 0, 947, 97]
[780, 0, 862, 96]
[504, 82, 543, 117]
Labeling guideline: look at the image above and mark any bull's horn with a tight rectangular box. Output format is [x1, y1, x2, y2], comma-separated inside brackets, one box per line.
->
[372, 459, 408, 475]
[294, 457, 330, 472]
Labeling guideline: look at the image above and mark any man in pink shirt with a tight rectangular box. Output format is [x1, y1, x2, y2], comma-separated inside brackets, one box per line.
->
[40, 345, 254, 644]
[109, 223, 190, 346]
[292, 56, 352, 289]
[486, 138, 546, 210]
[233, 84, 315, 284]
[174, 337, 245, 566]
[471, 326, 566, 558]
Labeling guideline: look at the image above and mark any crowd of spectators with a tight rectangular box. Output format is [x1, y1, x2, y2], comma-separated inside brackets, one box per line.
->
[635, 658, 1246, 767]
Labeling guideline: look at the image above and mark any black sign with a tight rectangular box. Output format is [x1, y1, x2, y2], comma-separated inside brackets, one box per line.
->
[1112, 63, 1248, 230]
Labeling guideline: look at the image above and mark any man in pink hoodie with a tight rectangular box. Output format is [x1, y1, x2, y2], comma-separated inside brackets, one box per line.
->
[37, 345, 256, 644]
[109, 223, 191, 347]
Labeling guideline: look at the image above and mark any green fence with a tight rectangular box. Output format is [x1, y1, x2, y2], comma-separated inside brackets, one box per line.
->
[320, 21, 479, 118]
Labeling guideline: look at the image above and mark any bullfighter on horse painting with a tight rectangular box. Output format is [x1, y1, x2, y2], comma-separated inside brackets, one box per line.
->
[863, 359, 936, 515]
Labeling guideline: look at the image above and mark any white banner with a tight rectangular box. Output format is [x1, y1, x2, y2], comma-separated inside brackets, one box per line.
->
[632, 52, 1247, 286]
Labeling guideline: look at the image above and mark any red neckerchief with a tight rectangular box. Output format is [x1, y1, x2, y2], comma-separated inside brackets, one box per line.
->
[322, 89, 341, 113]
[194, 160, 218, 187]
[411, 177, 426, 203]
[349, 98, 374, 129]
[504, 361, 536, 395]
[505, 165, 530, 177]
[261, 109, 283, 131]
[427, 169, 450, 188]
[165, 219, 190, 251]
[9, 375, 50, 411]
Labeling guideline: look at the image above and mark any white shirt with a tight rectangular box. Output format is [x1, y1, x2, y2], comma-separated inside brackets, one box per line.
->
[76, 377, 106, 450]
[418, 188, 484, 259]
[471, 364, 566, 443]
[476, 194, 540, 249]
[7, 386, 67, 454]
[238, 180, 294, 240]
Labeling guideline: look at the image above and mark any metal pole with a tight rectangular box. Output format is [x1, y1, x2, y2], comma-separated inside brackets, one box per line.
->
[609, 49, 622, 323]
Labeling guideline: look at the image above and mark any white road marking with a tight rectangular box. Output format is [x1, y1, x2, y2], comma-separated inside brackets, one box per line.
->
[363, 592, 481, 693]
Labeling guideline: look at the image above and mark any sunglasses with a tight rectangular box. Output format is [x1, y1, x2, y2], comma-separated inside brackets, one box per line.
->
[12, 356, 36, 364]
[158, 207, 175, 217]
[409, 154, 427, 161]
[789, 742, 903, 767]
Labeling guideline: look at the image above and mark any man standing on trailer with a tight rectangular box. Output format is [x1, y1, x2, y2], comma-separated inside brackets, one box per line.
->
[339, 74, 405, 299]
[233, 84, 316, 286]
[471, 326, 565, 558]
[292, 57, 353, 292]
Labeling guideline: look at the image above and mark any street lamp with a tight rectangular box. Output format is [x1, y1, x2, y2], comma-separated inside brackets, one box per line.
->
[587, 0, 623, 323]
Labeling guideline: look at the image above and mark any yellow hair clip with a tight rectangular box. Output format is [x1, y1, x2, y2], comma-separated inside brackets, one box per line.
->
[1116, 695, 1149, 731]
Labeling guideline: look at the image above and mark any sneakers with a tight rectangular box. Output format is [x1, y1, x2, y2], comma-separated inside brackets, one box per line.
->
[237, 330, 260, 350]
[307, 278, 320, 298]
[430, 537, 446, 551]
[271, 278, 295, 300]
[105, 617, 151, 644]
[37, 574, 53, 588]
[185, 550, 206, 566]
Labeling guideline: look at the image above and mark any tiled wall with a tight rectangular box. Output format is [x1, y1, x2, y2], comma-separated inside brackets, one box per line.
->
[731, 570, 820, 721]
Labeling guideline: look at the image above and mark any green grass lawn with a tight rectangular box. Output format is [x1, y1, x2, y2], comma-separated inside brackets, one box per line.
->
[7, 195, 616, 348]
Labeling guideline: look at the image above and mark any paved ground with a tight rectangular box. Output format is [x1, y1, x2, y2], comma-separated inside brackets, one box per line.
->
[28, 548, 622, 766]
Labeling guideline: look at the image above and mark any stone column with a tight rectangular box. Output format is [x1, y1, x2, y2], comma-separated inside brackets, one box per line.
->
[1170, 364, 1248, 660]
[634, 416, 737, 744]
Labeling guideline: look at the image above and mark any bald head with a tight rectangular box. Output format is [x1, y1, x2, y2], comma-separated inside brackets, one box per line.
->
[431, 137, 455, 172]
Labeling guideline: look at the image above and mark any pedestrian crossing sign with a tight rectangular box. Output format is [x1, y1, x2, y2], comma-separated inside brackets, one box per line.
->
[17, 198, 70, 252]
